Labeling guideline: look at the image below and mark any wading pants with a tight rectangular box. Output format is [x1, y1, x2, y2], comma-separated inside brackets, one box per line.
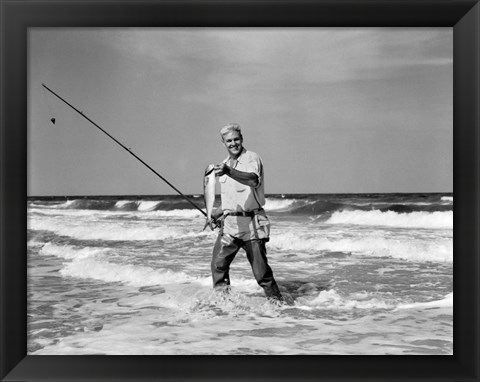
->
[211, 234, 283, 300]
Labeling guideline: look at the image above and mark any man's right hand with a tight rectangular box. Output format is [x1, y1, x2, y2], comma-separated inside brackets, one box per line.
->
[203, 218, 216, 231]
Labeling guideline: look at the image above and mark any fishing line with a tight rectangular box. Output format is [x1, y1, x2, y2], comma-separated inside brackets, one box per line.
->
[41, 85, 56, 124]
[41, 83, 207, 217]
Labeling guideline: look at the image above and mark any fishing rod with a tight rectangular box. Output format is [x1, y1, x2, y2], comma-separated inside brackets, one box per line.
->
[41, 83, 207, 218]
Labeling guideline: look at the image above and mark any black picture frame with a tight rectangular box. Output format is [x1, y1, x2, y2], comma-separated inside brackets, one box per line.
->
[1, 0, 478, 381]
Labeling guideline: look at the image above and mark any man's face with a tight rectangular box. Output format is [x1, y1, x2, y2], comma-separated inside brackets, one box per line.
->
[222, 131, 243, 159]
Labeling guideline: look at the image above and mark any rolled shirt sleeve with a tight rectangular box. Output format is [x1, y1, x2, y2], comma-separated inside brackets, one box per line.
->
[244, 152, 263, 188]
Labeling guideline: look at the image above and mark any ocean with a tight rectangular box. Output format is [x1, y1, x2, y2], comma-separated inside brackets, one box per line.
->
[27, 193, 453, 355]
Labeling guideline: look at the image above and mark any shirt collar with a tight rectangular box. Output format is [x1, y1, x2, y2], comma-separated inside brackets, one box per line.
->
[224, 148, 247, 163]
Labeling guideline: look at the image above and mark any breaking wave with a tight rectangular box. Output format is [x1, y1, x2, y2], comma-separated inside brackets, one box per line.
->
[28, 215, 210, 241]
[327, 210, 452, 229]
[39, 243, 199, 286]
[304, 289, 453, 311]
[270, 232, 452, 263]
[395, 292, 453, 310]
[28, 193, 452, 217]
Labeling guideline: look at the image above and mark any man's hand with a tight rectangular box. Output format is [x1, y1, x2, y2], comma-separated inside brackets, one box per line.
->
[203, 218, 215, 231]
[215, 163, 259, 188]
[214, 163, 230, 177]
[203, 217, 220, 231]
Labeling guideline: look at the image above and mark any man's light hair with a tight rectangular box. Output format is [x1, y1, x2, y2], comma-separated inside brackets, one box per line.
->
[220, 123, 242, 138]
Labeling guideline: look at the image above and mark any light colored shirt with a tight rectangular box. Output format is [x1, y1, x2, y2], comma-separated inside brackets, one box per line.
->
[219, 148, 265, 213]
[219, 149, 269, 241]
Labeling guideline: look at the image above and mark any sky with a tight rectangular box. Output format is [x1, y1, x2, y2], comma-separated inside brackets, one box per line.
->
[28, 28, 453, 196]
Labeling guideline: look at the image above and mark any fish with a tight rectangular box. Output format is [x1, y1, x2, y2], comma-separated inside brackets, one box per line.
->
[203, 164, 216, 231]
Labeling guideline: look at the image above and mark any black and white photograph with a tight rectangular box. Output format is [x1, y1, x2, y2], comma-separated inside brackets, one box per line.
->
[27, 27, 453, 355]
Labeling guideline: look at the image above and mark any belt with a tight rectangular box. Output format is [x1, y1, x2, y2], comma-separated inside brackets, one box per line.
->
[225, 208, 264, 217]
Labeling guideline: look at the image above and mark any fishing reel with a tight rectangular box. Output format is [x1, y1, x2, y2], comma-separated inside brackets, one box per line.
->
[203, 217, 221, 231]
[203, 209, 224, 231]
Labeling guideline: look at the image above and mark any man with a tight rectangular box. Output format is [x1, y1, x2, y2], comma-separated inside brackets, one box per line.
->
[204, 123, 284, 302]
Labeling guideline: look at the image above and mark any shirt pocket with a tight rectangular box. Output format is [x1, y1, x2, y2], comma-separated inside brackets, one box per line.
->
[235, 182, 247, 192]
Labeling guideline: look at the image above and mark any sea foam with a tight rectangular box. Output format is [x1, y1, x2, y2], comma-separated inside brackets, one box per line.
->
[270, 232, 452, 263]
[28, 215, 209, 241]
[395, 293, 453, 310]
[39, 243, 198, 286]
[264, 198, 296, 211]
[61, 257, 197, 286]
[39, 242, 109, 260]
[327, 210, 452, 229]
[305, 290, 453, 311]
[141, 209, 202, 219]
[305, 289, 396, 310]
[137, 201, 162, 211]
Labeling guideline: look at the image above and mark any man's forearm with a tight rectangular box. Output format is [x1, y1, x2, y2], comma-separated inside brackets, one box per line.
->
[225, 166, 259, 188]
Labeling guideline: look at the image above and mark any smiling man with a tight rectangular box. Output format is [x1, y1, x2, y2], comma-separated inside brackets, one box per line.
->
[205, 123, 284, 302]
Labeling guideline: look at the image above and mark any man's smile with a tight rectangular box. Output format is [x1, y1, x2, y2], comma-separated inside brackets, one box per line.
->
[222, 130, 244, 159]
